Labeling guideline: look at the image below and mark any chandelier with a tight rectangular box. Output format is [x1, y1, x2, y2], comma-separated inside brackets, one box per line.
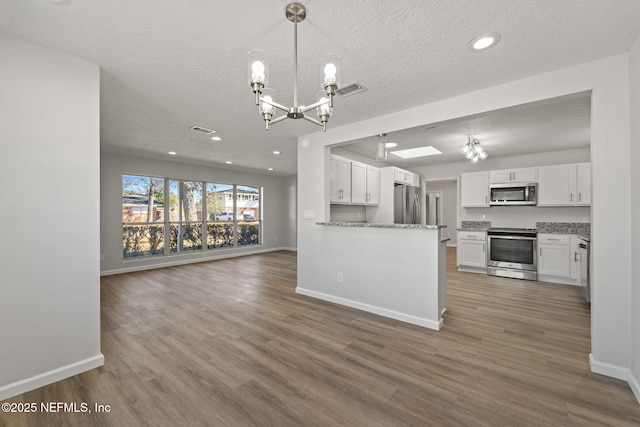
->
[462, 136, 488, 163]
[248, 2, 340, 132]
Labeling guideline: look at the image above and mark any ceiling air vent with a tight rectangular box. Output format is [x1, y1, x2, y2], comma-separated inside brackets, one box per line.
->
[190, 125, 216, 135]
[336, 82, 367, 98]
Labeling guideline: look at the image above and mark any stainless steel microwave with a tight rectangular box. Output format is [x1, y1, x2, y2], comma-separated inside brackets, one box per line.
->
[489, 183, 537, 206]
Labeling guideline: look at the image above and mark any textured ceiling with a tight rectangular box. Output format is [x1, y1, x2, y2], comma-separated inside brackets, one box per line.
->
[1, 0, 639, 175]
[340, 92, 592, 168]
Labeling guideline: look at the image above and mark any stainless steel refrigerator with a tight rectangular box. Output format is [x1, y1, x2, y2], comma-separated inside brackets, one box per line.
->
[394, 184, 421, 224]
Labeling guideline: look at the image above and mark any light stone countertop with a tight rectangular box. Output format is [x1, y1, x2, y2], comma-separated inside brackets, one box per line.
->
[317, 222, 446, 230]
[459, 220, 492, 231]
[536, 221, 590, 239]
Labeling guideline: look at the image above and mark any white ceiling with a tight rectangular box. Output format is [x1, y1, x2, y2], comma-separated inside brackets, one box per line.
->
[1, 0, 639, 175]
[339, 92, 592, 168]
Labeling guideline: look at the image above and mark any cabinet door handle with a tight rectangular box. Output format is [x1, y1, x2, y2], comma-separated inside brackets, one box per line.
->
[570, 192, 573, 202]
[485, 195, 488, 204]
[575, 251, 579, 262]
[482, 244, 485, 253]
[539, 247, 542, 256]
[548, 238, 560, 241]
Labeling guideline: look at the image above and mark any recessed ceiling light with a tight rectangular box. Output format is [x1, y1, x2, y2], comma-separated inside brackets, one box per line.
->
[268, 168, 274, 171]
[211, 136, 222, 141]
[168, 151, 177, 155]
[225, 161, 233, 164]
[273, 151, 281, 155]
[469, 33, 501, 51]
[390, 146, 442, 159]
[384, 142, 398, 148]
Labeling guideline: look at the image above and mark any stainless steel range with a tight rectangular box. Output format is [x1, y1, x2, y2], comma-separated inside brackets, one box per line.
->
[487, 228, 537, 280]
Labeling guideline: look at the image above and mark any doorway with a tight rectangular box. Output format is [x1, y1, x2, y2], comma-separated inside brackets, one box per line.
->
[425, 191, 442, 226]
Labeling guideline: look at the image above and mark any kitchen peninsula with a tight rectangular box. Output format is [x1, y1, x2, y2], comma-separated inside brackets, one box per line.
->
[295, 222, 448, 330]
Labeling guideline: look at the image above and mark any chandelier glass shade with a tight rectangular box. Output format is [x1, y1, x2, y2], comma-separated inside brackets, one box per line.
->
[462, 136, 488, 163]
[376, 134, 388, 161]
[248, 2, 340, 132]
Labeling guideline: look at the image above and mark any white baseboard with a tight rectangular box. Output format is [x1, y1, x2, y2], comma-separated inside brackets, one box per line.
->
[295, 287, 442, 331]
[101, 246, 296, 276]
[589, 353, 629, 380]
[0, 354, 104, 401]
[629, 369, 640, 404]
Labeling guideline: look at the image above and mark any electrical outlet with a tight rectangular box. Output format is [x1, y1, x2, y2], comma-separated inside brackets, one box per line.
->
[337, 272, 344, 283]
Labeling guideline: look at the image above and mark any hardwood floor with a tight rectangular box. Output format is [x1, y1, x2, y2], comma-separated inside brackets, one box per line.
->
[2, 248, 639, 426]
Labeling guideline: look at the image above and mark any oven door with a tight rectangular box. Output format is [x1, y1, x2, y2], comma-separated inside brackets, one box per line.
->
[487, 235, 537, 271]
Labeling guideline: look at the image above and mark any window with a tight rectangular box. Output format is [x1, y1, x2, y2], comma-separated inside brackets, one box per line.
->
[169, 180, 203, 253]
[236, 185, 260, 246]
[122, 175, 165, 258]
[122, 175, 262, 259]
[207, 183, 234, 248]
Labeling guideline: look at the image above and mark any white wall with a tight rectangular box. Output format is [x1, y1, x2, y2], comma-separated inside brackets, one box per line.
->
[0, 34, 103, 399]
[283, 175, 297, 249]
[100, 152, 297, 274]
[628, 33, 640, 402]
[298, 54, 633, 387]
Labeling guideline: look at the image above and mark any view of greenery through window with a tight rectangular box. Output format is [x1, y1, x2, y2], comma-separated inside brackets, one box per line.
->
[122, 175, 261, 258]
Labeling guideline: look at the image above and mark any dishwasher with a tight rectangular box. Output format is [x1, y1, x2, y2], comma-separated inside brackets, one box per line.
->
[577, 238, 590, 303]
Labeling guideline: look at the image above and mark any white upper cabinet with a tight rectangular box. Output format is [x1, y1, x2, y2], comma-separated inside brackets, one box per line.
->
[330, 155, 351, 204]
[366, 165, 380, 205]
[393, 167, 419, 186]
[460, 171, 489, 207]
[393, 167, 411, 185]
[489, 167, 537, 184]
[538, 163, 591, 206]
[332, 156, 379, 206]
[350, 161, 368, 205]
[576, 162, 591, 206]
[411, 172, 421, 187]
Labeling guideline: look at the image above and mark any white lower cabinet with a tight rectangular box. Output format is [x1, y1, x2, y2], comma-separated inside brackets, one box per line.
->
[537, 234, 577, 285]
[457, 231, 487, 271]
[570, 235, 580, 280]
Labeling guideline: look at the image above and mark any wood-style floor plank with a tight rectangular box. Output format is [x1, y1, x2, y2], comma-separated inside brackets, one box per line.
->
[1, 248, 639, 426]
